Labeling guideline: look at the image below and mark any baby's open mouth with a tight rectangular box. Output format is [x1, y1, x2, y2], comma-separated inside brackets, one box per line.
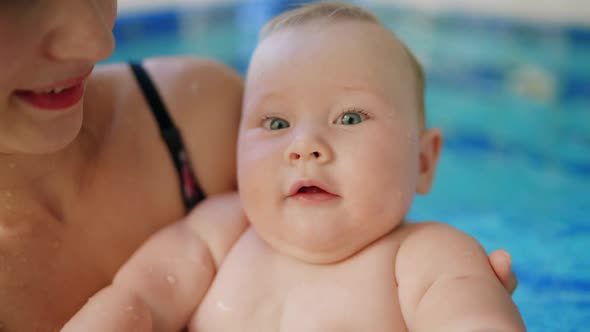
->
[297, 186, 327, 194]
[290, 184, 338, 203]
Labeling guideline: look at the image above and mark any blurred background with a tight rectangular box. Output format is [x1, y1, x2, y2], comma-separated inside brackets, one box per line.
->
[105, 0, 590, 330]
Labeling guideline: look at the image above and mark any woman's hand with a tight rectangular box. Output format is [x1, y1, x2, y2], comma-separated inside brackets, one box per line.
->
[489, 248, 518, 294]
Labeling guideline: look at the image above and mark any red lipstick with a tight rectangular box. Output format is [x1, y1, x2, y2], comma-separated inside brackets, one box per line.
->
[14, 84, 84, 111]
[14, 71, 91, 111]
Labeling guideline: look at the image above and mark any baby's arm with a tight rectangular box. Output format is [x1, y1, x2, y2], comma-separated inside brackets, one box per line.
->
[61, 192, 247, 332]
[396, 222, 526, 332]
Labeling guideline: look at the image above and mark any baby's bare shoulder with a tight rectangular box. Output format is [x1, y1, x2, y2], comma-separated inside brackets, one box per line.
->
[396, 220, 478, 246]
[183, 192, 249, 267]
[395, 220, 491, 279]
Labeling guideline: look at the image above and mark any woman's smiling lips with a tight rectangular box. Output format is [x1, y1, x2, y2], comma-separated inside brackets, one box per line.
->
[288, 180, 339, 203]
[13, 69, 93, 111]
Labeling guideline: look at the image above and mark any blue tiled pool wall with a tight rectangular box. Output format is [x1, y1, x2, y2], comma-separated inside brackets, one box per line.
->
[112, 1, 590, 102]
[110, 1, 590, 179]
[111, 2, 590, 104]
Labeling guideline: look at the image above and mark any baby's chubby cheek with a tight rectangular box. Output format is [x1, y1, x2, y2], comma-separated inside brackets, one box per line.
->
[237, 157, 278, 216]
[351, 167, 415, 221]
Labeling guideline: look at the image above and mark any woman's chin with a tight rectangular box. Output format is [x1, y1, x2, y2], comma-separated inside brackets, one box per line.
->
[35, 139, 77, 155]
[31, 113, 84, 154]
[1, 104, 84, 155]
[8, 125, 82, 155]
[37, 131, 81, 155]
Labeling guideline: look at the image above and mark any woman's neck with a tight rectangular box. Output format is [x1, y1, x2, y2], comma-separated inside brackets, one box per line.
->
[0, 130, 97, 221]
[1, 147, 72, 190]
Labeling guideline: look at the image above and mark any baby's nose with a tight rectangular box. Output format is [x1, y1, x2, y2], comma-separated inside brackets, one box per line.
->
[289, 150, 322, 161]
[284, 137, 332, 165]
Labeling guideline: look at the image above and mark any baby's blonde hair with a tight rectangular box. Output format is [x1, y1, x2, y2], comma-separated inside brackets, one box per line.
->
[260, 1, 426, 128]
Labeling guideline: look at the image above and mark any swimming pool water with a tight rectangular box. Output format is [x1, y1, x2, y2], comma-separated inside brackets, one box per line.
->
[106, 2, 590, 330]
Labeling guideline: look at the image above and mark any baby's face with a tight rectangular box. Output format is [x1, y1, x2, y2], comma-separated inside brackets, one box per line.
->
[238, 20, 438, 263]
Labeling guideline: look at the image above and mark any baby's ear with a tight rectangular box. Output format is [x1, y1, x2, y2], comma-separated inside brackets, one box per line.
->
[416, 128, 442, 195]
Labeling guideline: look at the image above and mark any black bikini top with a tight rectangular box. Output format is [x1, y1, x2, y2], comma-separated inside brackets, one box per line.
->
[130, 62, 205, 211]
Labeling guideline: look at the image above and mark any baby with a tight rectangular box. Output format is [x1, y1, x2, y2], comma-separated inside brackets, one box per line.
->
[63, 2, 525, 332]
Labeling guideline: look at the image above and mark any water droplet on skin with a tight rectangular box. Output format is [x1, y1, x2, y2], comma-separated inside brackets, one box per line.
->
[126, 305, 135, 312]
[216, 300, 232, 312]
[166, 275, 177, 285]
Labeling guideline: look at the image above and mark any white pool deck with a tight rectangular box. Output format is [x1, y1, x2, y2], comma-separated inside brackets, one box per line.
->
[118, 0, 590, 26]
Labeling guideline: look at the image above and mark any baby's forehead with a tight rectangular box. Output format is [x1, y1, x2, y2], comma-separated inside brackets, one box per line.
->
[244, 21, 423, 125]
[250, 20, 418, 82]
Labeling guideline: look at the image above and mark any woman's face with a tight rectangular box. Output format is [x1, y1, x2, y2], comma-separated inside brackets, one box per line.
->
[0, 0, 117, 154]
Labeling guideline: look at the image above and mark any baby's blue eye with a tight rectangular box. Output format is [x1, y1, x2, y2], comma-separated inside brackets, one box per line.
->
[338, 112, 364, 125]
[264, 117, 290, 130]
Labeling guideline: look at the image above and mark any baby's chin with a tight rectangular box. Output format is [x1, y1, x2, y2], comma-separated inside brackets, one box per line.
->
[250, 213, 405, 264]
[261, 231, 386, 265]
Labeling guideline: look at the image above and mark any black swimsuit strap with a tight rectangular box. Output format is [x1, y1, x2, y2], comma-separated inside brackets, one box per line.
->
[129, 61, 205, 211]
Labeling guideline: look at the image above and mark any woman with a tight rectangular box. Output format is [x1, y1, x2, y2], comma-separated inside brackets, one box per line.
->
[0, 1, 515, 331]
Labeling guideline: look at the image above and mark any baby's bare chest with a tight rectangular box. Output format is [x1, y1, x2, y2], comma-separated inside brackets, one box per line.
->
[190, 233, 407, 332]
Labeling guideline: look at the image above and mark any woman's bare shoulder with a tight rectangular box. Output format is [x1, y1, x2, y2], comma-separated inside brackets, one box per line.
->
[142, 56, 245, 195]
[142, 56, 244, 119]
[84, 57, 244, 194]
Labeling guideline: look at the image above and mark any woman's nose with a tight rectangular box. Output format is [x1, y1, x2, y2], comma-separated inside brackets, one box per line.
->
[284, 135, 333, 165]
[45, 0, 115, 62]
